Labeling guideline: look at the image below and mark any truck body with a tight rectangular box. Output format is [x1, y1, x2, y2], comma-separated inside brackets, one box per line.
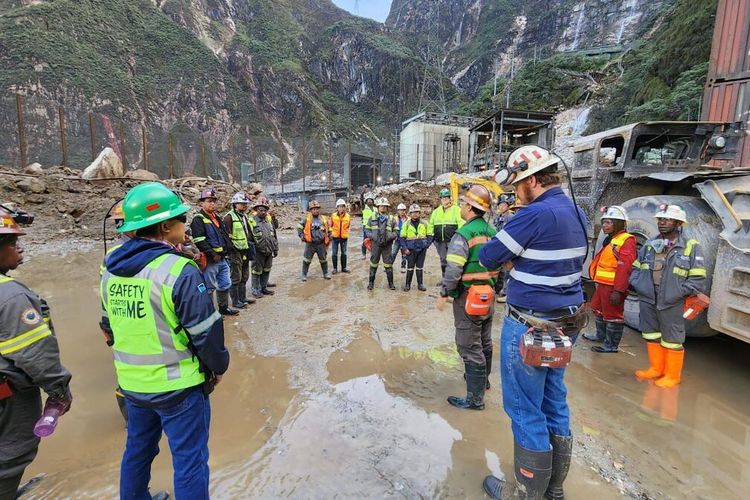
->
[572, 0, 750, 343]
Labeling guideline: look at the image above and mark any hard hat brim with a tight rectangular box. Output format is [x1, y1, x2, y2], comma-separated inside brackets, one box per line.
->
[510, 156, 560, 185]
[118, 202, 191, 233]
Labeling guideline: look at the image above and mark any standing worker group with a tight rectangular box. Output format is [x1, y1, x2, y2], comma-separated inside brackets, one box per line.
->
[480, 146, 588, 500]
[439, 185, 498, 410]
[100, 182, 230, 499]
[249, 196, 279, 298]
[585, 206, 636, 353]
[365, 197, 400, 290]
[222, 192, 256, 309]
[190, 188, 239, 316]
[429, 188, 464, 282]
[0, 208, 72, 499]
[399, 204, 432, 292]
[630, 203, 706, 388]
[298, 200, 331, 281]
[330, 199, 351, 274]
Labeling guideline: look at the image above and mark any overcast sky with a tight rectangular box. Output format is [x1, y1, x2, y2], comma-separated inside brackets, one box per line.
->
[332, 0, 393, 23]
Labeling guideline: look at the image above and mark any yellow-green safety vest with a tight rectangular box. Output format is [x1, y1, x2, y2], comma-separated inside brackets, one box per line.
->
[228, 210, 250, 250]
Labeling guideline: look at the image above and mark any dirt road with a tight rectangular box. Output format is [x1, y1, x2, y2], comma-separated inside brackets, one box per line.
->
[13, 233, 750, 499]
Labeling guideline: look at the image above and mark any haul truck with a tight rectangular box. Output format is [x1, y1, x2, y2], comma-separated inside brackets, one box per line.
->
[573, 0, 750, 342]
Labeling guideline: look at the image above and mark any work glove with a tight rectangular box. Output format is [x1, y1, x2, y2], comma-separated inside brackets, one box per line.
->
[609, 291, 623, 305]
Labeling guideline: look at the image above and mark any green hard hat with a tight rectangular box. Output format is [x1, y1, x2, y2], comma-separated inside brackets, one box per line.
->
[118, 182, 190, 233]
[439, 188, 451, 198]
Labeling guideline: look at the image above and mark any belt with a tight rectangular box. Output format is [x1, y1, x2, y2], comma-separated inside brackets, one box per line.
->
[507, 304, 580, 325]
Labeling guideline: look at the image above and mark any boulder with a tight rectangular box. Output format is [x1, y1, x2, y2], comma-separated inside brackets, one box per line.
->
[245, 182, 263, 195]
[125, 169, 160, 181]
[82, 148, 124, 180]
[15, 178, 46, 194]
[24, 163, 43, 175]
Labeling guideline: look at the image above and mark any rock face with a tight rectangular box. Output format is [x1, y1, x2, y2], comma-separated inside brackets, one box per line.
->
[82, 148, 124, 180]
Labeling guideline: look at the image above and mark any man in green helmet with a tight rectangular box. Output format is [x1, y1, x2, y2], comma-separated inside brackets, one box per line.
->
[100, 182, 230, 499]
[429, 188, 464, 282]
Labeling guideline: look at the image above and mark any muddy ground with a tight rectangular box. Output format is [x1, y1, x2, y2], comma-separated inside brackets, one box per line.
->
[10, 232, 750, 499]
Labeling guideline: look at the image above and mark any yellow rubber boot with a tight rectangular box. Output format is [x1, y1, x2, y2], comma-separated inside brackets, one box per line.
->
[635, 341, 666, 380]
[655, 348, 684, 388]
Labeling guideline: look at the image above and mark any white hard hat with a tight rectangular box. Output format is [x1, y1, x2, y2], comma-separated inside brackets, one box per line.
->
[408, 203, 421, 213]
[231, 192, 250, 204]
[396, 203, 407, 210]
[600, 205, 628, 221]
[364, 192, 375, 202]
[654, 203, 687, 223]
[336, 199, 346, 206]
[376, 197, 390, 207]
[497, 145, 561, 186]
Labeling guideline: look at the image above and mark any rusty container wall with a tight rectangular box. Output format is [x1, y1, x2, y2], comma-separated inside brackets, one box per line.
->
[702, 0, 750, 169]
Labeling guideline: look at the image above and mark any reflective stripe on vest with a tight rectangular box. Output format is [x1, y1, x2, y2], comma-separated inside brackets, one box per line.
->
[453, 218, 497, 294]
[589, 231, 633, 285]
[401, 220, 428, 240]
[303, 213, 330, 245]
[101, 253, 205, 393]
[199, 215, 224, 253]
[229, 211, 249, 250]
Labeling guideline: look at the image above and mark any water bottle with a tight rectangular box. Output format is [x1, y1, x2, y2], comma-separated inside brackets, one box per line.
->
[33, 398, 68, 437]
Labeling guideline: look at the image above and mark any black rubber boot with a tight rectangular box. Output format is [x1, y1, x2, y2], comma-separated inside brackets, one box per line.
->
[332, 253, 338, 274]
[251, 274, 263, 298]
[301, 261, 310, 282]
[403, 269, 414, 291]
[447, 362, 486, 410]
[583, 316, 606, 342]
[416, 269, 426, 291]
[322, 261, 332, 280]
[341, 255, 350, 273]
[386, 268, 396, 290]
[217, 290, 239, 316]
[441, 264, 446, 277]
[544, 434, 572, 500]
[239, 282, 255, 305]
[401, 258, 407, 273]
[367, 267, 376, 290]
[231, 285, 247, 309]
[260, 272, 275, 295]
[592, 322, 624, 353]
[484, 348, 493, 390]
[484, 442, 553, 500]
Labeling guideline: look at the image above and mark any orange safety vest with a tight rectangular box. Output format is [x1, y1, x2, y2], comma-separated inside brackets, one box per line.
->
[330, 212, 351, 239]
[303, 213, 330, 245]
[589, 231, 634, 285]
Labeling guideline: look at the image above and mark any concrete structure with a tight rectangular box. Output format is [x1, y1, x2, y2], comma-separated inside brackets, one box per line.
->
[399, 112, 478, 181]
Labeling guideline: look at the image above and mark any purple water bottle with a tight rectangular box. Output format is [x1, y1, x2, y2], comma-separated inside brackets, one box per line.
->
[33, 398, 68, 437]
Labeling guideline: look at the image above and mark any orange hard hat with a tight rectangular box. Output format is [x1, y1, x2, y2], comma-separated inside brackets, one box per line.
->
[309, 200, 321, 209]
[254, 196, 270, 209]
[462, 184, 492, 212]
[0, 208, 25, 236]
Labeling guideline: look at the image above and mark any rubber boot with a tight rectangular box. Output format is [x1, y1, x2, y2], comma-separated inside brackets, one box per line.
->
[447, 362, 486, 410]
[583, 316, 606, 342]
[436, 264, 446, 285]
[251, 274, 263, 298]
[239, 282, 255, 305]
[230, 285, 247, 309]
[484, 348, 493, 390]
[217, 290, 239, 316]
[260, 272, 275, 295]
[367, 267, 376, 290]
[341, 255, 350, 273]
[332, 253, 338, 274]
[403, 269, 414, 291]
[401, 258, 407, 273]
[592, 322, 623, 353]
[484, 443, 553, 500]
[386, 268, 396, 290]
[655, 347, 684, 388]
[266, 282, 277, 287]
[321, 261, 332, 280]
[544, 434, 572, 500]
[301, 261, 310, 282]
[416, 269, 426, 291]
[635, 341, 666, 380]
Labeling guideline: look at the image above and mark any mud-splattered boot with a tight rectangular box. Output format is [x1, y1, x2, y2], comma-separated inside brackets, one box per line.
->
[484, 348, 493, 390]
[230, 285, 247, 309]
[341, 255, 350, 273]
[300, 261, 310, 282]
[251, 274, 263, 298]
[403, 269, 414, 291]
[367, 267, 377, 290]
[544, 434, 572, 500]
[321, 261, 332, 280]
[217, 290, 239, 316]
[592, 322, 623, 353]
[416, 269, 427, 291]
[260, 272, 275, 295]
[386, 268, 396, 290]
[447, 362, 486, 410]
[484, 442, 553, 500]
[583, 315, 606, 342]
[238, 282, 255, 305]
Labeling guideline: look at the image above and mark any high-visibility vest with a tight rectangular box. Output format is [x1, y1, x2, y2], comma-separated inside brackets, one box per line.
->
[589, 231, 634, 285]
[446, 217, 498, 297]
[362, 206, 375, 227]
[228, 210, 250, 250]
[303, 213, 330, 245]
[330, 212, 351, 239]
[101, 253, 206, 393]
[400, 219, 429, 240]
[429, 204, 464, 242]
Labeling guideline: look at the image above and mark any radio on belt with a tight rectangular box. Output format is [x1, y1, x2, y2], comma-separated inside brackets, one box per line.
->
[520, 327, 573, 368]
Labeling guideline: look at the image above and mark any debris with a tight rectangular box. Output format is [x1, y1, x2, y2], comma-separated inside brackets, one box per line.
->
[125, 169, 160, 181]
[81, 148, 124, 179]
[15, 178, 46, 194]
[24, 163, 44, 176]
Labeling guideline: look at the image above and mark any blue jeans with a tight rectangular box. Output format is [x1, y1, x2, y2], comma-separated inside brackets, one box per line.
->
[121, 390, 211, 500]
[390, 240, 407, 267]
[331, 238, 348, 259]
[203, 258, 231, 293]
[500, 314, 572, 452]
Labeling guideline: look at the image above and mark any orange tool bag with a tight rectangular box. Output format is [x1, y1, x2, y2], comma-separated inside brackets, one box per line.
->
[683, 293, 711, 320]
[465, 284, 495, 316]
